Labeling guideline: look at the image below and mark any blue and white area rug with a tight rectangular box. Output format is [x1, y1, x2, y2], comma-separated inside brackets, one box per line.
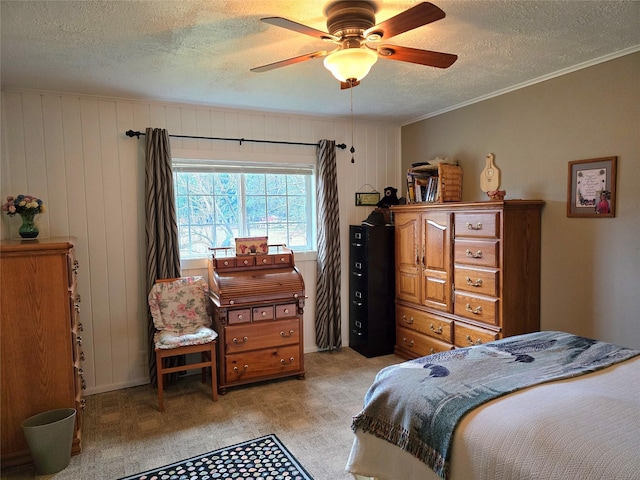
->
[118, 434, 314, 480]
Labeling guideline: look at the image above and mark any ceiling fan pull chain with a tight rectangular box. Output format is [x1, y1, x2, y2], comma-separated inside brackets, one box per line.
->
[350, 80, 355, 163]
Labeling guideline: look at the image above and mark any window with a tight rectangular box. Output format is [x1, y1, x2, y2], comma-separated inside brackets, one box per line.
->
[173, 160, 316, 258]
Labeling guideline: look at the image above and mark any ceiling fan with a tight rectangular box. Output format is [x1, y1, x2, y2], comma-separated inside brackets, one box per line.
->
[251, 1, 458, 89]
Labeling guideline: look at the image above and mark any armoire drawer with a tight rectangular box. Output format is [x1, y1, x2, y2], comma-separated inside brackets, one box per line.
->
[396, 326, 453, 357]
[454, 240, 499, 268]
[454, 212, 500, 239]
[454, 292, 499, 325]
[396, 304, 452, 343]
[454, 322, 499, 347]
[454, 266, 498, 296]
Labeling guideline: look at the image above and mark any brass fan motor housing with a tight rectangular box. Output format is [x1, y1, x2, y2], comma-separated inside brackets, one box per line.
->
[326, 1, 375, 39]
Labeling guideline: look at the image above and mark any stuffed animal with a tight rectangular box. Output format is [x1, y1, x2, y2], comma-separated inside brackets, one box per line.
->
[377, 187, 399, 208]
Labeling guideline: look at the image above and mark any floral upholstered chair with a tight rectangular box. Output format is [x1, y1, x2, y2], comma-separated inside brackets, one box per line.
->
[148, 276, 218, 411]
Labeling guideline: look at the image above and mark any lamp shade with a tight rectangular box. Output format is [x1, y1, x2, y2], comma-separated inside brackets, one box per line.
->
[323, 48, 378, 82]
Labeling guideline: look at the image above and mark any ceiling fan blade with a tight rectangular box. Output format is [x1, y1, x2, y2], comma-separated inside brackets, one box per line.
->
[364, 2, 445, 41]
[261, 17, 339, 42]
[250, 50, 329, 73]
[378, 45, 457, 68]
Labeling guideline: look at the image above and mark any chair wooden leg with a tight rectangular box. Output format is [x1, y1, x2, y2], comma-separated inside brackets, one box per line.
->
[210, 340, 218, 402]
[156, 349, 164, 412]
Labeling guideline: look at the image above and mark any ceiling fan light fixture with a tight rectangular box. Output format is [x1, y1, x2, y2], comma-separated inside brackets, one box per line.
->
[323, 47, 378, 83]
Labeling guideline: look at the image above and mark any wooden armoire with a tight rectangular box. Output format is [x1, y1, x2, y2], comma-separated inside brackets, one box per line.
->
[1, 238, 84, 469]
[390, 200, 544, 358]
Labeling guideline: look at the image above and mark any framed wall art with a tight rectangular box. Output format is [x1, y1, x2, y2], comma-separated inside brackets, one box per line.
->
[567, 156, 617, 218]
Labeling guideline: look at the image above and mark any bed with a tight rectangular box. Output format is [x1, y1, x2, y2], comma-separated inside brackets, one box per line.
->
[345, 331, 640, 480]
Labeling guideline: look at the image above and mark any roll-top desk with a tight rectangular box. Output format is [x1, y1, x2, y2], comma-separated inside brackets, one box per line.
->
[1, 237, 84, 469]
[208, 246, 306, 394]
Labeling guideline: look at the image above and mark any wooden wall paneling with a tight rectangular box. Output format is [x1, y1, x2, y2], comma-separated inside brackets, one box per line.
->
[116, 101, 147, 383]
[100, 99, 130, 383]
[21, 94, 48, 231]
[196, 108, 212, 152]
[1, 93, 27, 239]
[41, 95, 68, 237]
[180, 107, 198, 151]
[223, 110, 240, 154]
[165, 105, 183, 150]
[2, 92, 401, 392]
[210, 109, 226, 149]
[80, 98, 113, 385]
[61, 96, 95, 389]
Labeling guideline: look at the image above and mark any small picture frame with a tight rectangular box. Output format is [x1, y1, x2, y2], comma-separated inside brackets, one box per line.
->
[235, 236, 268, 255]
[355, 192, 380, 206]
[567, 156, 617, 218]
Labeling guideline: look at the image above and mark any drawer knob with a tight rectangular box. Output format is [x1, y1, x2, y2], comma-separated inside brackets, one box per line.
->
[466, 249, 483, 259]
[237, 314, 243, 320]
[229, 300, 235, 305]
[232, 336, 248, 345]
[223, 260, 230, 266]
[429, 323, 443, 334]
[466, 335, 483, 346]
[466, 277, 483, 287]
[283, 308, 289, 314]
[262, 258, 268, 264]
[465, 304, 483, 315]
[233, 365, 249, 375]
[261, 311, 267, 317]
[243, 259, 249, 265]
[402, 315, 414, 325]
[280, 329, 295, 338]
[402, 337, 415, 347]
[466, 222, 483, 230]
[280, 357, 295, 365]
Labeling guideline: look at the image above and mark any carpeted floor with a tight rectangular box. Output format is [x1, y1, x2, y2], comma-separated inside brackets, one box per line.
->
[2, 347, 401, 480]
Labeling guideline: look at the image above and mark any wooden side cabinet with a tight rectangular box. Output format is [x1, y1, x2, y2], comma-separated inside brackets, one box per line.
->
[1, 237, 83, 469]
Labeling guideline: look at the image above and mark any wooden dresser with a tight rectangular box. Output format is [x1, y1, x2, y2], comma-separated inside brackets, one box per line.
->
[1, 237, 84, 469]
[208, 246, 306, 394]
[391, 200, 544, 359]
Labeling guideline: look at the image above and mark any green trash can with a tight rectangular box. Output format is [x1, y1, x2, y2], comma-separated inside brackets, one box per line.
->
[21, 408, 76, 475]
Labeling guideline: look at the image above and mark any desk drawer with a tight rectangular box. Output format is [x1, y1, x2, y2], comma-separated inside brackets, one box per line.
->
[225, 318, 300, 353]
[225, 344, 301, 382]
[252, 305, 274, 321]
[228, 308, 251, 325]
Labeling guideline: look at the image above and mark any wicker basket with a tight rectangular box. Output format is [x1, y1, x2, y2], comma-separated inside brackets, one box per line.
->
[437, 164, 463, 202]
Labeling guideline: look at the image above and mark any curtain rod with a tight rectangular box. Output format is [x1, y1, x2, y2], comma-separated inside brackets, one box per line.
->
[125, 130, 346, 149]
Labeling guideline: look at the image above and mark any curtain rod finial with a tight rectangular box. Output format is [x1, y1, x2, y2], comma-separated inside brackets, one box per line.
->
[126, 130, 142, 139]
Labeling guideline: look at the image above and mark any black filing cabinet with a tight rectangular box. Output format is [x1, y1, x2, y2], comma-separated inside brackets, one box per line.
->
[349, 224, 395, 357]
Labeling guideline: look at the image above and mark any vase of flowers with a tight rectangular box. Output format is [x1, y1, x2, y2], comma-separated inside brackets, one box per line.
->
[2, 194, 46, 238]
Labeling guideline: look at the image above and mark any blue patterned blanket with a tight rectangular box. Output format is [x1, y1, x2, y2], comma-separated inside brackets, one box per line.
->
[351, 331, 639, 480]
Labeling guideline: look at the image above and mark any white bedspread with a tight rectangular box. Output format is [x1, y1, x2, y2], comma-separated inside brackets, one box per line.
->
[346, 356, 640, 480]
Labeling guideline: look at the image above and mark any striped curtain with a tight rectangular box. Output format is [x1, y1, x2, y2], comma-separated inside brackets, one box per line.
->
[145, 127, 181, 385]
[315, 139, 342, 350]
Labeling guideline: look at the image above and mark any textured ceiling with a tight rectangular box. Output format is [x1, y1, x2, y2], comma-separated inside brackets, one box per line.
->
[1, 1, 639, 124]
